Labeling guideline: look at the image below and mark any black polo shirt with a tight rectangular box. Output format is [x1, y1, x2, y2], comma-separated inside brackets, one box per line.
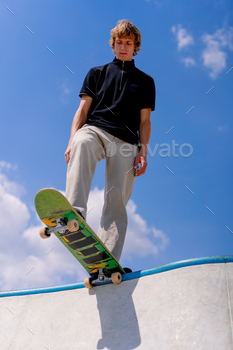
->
[79, 57, 156, 145]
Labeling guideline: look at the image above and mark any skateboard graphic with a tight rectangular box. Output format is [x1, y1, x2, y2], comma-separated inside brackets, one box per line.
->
[35, 188, 125, 289]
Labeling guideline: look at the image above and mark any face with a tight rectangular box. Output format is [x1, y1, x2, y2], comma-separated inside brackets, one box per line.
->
[114, 36, 135, 61]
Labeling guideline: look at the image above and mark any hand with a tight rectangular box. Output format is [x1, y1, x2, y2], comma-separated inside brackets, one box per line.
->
[64, 145, 71, 164]
[134, 151, 147, 177]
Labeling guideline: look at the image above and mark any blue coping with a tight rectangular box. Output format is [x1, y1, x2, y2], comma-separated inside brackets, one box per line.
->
[1, 255, 233, 298]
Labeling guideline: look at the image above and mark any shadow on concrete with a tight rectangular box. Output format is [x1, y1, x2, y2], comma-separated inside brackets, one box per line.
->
[89, 278, 140, 350]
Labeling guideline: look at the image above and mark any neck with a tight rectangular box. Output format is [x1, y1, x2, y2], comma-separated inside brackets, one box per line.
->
[115, 56, 133, 62]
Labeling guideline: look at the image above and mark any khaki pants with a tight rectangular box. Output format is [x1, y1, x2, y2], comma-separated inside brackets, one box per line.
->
[65, 124, 138, 261]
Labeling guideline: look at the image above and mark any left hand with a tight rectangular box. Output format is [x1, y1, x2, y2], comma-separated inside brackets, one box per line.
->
[134, 151, 147, 177]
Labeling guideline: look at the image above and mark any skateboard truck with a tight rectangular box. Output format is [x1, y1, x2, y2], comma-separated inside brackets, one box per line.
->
[39, 218, 79, 239]
[84, 268, 122, 289]
[91, 268, 112, 285]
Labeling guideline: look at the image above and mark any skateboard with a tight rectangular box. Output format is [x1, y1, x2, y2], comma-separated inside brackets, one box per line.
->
[35, 188, 125, 289]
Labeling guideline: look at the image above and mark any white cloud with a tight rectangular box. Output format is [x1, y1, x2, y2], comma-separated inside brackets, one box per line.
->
[172, 24, 233, 77]
[0, 162, 23, 197]
[0, 161, 17, 170]
[0, 174, 29, 239]
[171, 25, 196, 70]
[201, 27, 233, 79]
[217, 124, 228, 132]
[0, 166, 169, 291]
[181, 57, 196, 67]
[124, 200, 169, 258]
[59, 81, 73, 104]
[172, 25, 194, 51]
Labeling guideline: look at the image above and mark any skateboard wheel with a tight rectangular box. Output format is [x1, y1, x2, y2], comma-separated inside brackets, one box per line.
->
[84, 277, 93, 289]
[111, 272, 122, 284]
[39, 227, 50, 239]
[67, 219, 79, 232]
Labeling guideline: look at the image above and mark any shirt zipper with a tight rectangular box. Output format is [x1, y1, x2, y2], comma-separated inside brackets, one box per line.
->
[119, 61, 125, 91]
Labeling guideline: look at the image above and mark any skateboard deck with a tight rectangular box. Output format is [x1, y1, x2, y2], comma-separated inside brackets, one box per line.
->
[35, 188, 125, 288]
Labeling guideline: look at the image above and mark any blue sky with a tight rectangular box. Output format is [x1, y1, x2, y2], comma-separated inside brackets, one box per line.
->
[0, 0, 233, 291]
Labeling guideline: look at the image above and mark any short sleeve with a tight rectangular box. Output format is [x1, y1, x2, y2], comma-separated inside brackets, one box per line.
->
[79, 68, 96, 99]
[140, 76, 156, 111]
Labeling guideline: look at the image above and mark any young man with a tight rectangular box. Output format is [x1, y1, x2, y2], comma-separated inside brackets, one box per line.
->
[65, 20, 155, 265]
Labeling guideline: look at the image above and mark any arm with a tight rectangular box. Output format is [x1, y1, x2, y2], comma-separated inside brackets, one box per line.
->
[64, 95, 93, 164]
[134, 108, 152, 177]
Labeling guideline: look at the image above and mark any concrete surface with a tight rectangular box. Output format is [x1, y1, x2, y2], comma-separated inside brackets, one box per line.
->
[0, 259, 233, 350]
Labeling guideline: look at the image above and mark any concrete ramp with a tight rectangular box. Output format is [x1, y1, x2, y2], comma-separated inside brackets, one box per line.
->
[1, 256, 233, 350]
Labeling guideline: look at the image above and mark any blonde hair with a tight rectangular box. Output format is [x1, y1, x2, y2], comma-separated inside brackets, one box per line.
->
[109, 20, 141, 56]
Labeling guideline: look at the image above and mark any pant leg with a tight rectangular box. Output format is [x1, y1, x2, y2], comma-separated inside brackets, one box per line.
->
[65, 125, 105, 219]
[97, 138, 138, 261]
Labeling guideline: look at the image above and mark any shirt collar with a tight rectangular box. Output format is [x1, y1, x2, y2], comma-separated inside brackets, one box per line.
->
[112, 57, 135, 69]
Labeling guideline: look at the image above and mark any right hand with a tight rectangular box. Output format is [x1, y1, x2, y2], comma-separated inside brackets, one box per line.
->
[64, 145, 71, 164]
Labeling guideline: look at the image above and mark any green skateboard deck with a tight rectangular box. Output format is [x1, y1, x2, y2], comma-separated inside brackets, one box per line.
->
[35, 188, 125, 288]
